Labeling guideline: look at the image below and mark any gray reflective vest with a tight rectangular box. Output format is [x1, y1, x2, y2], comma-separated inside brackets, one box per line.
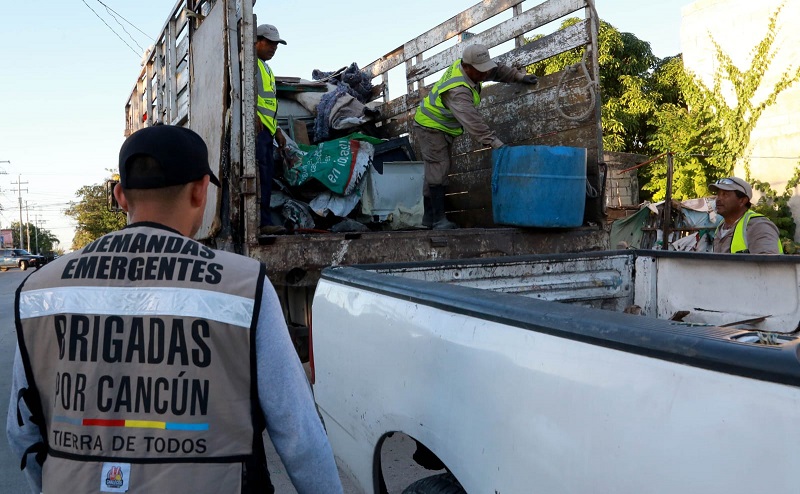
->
[257, 59, 278, 135]
[15, 223, 271, 493]
[414, 60, 481, 136]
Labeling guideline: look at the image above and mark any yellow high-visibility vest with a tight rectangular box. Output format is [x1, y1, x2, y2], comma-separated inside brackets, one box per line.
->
[257, 59, 278, 135]
[414, 60, 481, 136]
[716, 209, 784, 253]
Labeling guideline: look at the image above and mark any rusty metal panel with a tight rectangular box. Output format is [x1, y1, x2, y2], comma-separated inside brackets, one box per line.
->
[255, 228, 608, 287]
[371, 253, 634, 311]
[189, 0, 226, 239]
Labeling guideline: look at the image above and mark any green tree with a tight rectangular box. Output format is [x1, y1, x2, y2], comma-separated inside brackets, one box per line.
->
[65, 178, 126, 250]
[647, 4, 800, 201]
[527, 19, 677, 154]
[7, 222, 59, 254]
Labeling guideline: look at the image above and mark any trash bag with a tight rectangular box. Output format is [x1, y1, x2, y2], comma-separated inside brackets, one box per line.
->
[285, 133, 383, 195]
[282, 199, 315, 230]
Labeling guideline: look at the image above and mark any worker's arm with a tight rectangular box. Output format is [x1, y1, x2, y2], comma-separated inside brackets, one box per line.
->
[6, 346, 44, 494]
[746, 217, 782, 254]
[256, 280, 343, 494]
[442, 87, 504, 149]
[489, 64, 528, 83]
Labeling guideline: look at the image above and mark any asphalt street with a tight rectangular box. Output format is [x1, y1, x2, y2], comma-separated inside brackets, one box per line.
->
[0, 269, 32, 493]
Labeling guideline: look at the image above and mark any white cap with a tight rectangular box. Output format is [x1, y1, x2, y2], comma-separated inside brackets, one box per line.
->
[709, 177, 752, 199]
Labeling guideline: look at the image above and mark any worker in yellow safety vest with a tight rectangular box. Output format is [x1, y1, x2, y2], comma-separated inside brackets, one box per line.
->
[710, 176, 783, 254]
[255, 24, 288, 235]
[413, 43, 539, 229]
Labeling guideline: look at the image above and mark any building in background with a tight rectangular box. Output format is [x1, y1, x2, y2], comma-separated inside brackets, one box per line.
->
[681, 0, 800, 240]
[0, 229, 14, 248]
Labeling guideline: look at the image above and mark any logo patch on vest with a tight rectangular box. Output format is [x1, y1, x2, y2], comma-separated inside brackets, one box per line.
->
[100, 462, 131, 492]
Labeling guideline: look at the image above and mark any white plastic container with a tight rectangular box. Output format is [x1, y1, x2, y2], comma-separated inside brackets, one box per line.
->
[361, 161, 424, 225]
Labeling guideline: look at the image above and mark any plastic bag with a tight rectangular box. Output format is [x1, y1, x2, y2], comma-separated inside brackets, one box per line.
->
[284, 133, 383, 195]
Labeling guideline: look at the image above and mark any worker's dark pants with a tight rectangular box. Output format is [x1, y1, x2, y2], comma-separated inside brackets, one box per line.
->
[257, 129, 276, 227]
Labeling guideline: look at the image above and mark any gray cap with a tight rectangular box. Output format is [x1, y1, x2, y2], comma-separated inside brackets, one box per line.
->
[462, 44, 497, 72]
[709, 176, 752, 199]
[256, 24, 286, 45]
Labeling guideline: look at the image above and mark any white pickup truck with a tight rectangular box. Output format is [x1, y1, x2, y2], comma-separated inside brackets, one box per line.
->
[311, 250, 800, 493]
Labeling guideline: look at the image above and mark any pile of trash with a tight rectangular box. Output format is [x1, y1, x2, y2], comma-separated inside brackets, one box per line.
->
[610, 198, 721, 251]
[266, 64, 423, 234]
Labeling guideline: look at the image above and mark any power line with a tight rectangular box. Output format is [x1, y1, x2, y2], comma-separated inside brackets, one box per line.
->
[95, 0, 155, 41]
[96, 0, 147, 52]
[79, 0, 140, 58]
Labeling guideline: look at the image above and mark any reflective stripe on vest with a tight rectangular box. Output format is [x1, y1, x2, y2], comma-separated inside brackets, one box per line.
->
[257, 59, 278, 135]
[414, 60, 481, 136]
[716, 209, 784, 253]
[15, 225, 268, 493]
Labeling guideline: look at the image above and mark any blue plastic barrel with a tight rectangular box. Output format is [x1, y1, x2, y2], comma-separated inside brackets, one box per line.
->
[491, 145, 587, 227]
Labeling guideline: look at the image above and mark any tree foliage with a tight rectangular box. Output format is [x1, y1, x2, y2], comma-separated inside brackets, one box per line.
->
[7, 221, 60, 254]
[65, 178, 126, 251]
[526, 7, 800, 246]
[527, 19, 677, 154]
[646, 4, 800, 201]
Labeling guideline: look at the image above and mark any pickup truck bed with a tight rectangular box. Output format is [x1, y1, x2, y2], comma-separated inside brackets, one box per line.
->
[312, 250, 800, 493]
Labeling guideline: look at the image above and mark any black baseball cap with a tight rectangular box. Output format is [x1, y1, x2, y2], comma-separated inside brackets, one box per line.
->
[119, 125, 221, 189]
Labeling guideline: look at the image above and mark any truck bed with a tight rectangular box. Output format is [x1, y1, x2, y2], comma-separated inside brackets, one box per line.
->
[312, 250, 800, 493]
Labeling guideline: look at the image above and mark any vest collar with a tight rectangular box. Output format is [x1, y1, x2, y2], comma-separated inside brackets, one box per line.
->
[122, 221, 184, 236]
[458, 61, 480, 90]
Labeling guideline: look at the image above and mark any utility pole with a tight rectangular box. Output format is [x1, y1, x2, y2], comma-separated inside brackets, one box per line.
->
[25, 201, 31, 252]
[34, 212, 40, 254]
[12, 174, 28, 249]
[36, 216, 48, 255]
[0, 162, 8, 214]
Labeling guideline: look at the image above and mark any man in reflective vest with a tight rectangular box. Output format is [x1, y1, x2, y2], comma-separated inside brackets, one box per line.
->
[256, 24, 288, 235]
[710, 176, 783, 254]
[7, 125, 343, 493]
[413, 43, 538, 229]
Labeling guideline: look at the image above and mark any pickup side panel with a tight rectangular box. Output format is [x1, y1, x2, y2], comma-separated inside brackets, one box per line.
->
[313, 266, 800, 493]
[633, 251, 800, 333]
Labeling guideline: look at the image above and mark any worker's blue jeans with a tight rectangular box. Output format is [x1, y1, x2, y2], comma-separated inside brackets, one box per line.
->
[256, 129, 275, 227]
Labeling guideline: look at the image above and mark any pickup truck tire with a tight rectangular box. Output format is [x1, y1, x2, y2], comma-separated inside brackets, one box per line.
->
[19, 261, 28, 271]
[401, 473, 466, 494]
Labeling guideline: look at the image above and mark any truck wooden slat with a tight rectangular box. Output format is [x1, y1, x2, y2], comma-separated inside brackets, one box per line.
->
[406, 0, 588, 83]
[362, 0, 527, 80]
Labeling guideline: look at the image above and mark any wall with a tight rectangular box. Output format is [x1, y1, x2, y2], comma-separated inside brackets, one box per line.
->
[681, 0, 800, 240]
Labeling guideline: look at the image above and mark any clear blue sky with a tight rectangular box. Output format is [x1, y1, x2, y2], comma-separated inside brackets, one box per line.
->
[0, 0, 689, 250]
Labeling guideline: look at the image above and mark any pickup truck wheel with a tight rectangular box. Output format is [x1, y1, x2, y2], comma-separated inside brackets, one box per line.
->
[401, 473, 465, 494]
[19, 261, 28, 271]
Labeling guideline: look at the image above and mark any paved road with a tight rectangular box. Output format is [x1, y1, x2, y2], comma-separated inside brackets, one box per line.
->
[0, 268, 432, 493]
[0, 269, 32, 493]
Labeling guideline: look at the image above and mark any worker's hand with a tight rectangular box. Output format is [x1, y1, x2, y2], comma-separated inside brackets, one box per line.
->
[275, 128, 287, 149]
[521, 74, 538, 85]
